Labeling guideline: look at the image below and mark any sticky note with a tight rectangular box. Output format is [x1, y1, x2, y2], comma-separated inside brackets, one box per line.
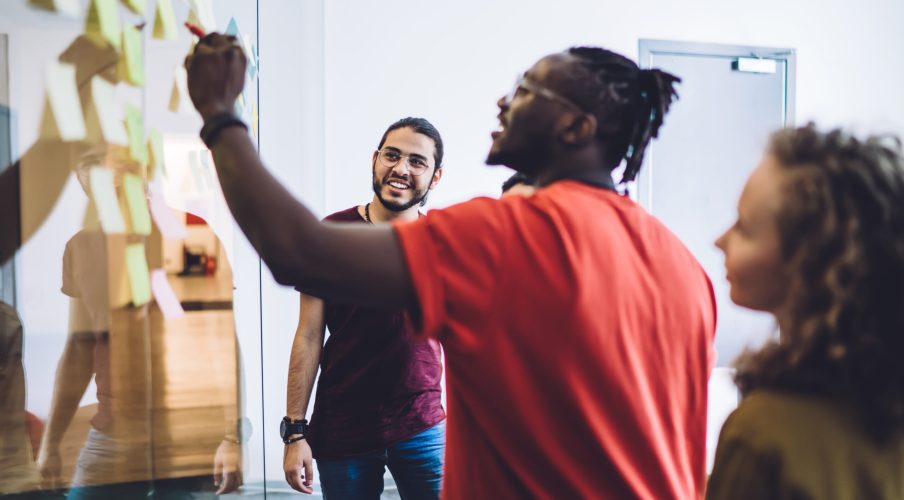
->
[89, 167, 126, 234]
[188, 0, 217, 33]
[125, 243, 151, 306]
[123, 172, 151, 235]
[147, 130, 166, 180]
[234, 92, 245, 116]
[85, 0, 121, 50]
[121, 0, 146, 16]
[250, 102, 258, 138]
[168, 66, 191, 114]
[87, 76, 128, 145]
[150, 269, 184, 319]
[42, 62, 86, 141]
[240, 34, 258, 80]
[153, 0, 177, 40]
[119, 25, 145, 86]
[28, 0, 80, 17]
[224, 17, 239, 36]
[148, 190, 188, 240]
[124, 104, 148, 165]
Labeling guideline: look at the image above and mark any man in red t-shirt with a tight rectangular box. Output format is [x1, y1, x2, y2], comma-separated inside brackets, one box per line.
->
[283, 118, 446, 498]
[187, 38, 716, 499]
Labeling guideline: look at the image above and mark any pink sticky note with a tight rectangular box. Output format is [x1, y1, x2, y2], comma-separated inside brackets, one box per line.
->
[150, 269, 184, 320]
[148, 190, 188, 240]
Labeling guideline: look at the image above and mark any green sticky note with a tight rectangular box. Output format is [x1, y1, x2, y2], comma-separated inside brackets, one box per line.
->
[147, 130, 166, 180]
[120, 25, 145, 86]
[89, 167, 126, 234]
[121, 0, 146, 16]
[123, 173, 151, 235]
[125, 243, 151, 306]
[85, 0, 121, 50]
[153, 0, 176, 40]
[125, 104, 148, 166]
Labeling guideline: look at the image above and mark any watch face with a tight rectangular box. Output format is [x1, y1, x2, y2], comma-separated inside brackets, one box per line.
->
[279, 418, 287, 439]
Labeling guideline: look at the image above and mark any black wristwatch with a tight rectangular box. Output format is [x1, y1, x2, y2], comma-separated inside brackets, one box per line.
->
[280, 416, 309, 444]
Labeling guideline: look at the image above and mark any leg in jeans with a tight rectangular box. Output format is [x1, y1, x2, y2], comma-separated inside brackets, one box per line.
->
[317, 452, 387, 500]
[386, 421, 445, 500]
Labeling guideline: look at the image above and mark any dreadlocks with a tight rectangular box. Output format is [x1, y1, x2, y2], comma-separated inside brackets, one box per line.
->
[566, 47, 681, 184]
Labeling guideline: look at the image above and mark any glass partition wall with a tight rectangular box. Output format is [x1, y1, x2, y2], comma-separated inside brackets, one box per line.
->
[0, 1, 269, 497]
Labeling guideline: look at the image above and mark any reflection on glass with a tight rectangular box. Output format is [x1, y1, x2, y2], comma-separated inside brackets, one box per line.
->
[0, 2, 254, 497]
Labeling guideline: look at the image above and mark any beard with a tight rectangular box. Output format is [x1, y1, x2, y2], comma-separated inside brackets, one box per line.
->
[371, 167, 432, 212]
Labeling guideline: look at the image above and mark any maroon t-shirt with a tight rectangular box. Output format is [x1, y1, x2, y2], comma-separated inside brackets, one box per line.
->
[304, 206, 445, 459]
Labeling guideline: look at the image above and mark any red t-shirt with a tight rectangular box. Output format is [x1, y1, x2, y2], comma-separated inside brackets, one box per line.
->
[394, 181, 716, 499]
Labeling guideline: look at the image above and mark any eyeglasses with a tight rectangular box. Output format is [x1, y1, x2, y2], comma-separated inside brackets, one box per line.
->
[375, 148, 434, 176]
[504, 76, 585, 113]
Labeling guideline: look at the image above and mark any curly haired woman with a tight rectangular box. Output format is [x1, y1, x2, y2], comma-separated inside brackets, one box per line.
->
[707, 124, 904, 499]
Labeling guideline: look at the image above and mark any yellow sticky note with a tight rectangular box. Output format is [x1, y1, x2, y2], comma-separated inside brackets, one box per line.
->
[153, 0, 177, 40]
[42, 62, 86, 141]
[121, 0, 146, 16]
[119, 25, 145, 86]
[86, 76, 128, 145]
[250, 102, 258, 138]
[147, 130, 165, 180]
[125, 243, 152, 306]
[124, 104, 148, 166]
[168, 66, 192, 114]
[123, 173, 151, 235]
[85, 0, 121, 50]
[89, 167, 126, 234]
[28, 0, 80, 17]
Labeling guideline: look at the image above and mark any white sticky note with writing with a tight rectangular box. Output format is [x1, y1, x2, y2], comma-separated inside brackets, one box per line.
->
[150, 269, 185, 320]
[89, 167, 126, 234]
[148, 190, 188, 240]
[44, 62, 86, 141]
[88, 76, 128, 145]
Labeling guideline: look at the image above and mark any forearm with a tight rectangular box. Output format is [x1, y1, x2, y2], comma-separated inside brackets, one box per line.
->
[42, 335, 95, 447]
[286, 332, 323, 420]
[209, 127, 321, 286]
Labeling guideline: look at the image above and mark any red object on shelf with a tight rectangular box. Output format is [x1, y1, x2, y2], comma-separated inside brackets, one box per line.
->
[185, 213, 208, 225]
[206, 255, 217, 275]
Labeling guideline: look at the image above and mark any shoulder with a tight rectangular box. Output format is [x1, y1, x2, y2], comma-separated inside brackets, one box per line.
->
[721, 390, 856, 451]
[325, 206, 364, 223]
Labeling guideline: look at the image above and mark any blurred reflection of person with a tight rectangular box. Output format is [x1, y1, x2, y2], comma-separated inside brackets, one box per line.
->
[36, 144, 245, 499]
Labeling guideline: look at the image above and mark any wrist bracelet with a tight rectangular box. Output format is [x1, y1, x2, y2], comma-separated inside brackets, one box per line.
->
[285, 435, 306, 444]
[200, 112, 248, 148]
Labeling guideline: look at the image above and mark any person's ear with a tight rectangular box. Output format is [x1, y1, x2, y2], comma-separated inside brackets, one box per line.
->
[429, 167, 443, 189]
[558, 113, 597, 147]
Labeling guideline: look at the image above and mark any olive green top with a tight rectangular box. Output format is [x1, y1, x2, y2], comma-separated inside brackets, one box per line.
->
[707, 389, 904, 500]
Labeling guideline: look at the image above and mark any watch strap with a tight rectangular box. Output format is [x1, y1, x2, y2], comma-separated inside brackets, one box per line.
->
[200, 112, 248, 148]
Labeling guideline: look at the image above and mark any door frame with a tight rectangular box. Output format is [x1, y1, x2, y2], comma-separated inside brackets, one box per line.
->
[635, 39, 796, 212]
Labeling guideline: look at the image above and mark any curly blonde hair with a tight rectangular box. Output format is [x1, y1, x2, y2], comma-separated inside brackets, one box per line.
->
[734, 124, 904, 438]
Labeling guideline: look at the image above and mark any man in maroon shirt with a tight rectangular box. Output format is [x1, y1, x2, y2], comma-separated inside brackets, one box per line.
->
[283, 118, 446, 498]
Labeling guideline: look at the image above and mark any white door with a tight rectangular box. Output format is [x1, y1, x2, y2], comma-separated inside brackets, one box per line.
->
[638, 39, 795, 472]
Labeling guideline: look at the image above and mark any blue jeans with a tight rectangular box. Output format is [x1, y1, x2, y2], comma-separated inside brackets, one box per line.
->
[317, 421, 445, 500]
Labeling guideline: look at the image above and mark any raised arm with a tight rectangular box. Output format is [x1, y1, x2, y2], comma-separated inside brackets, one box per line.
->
[185, 34, 413, 308]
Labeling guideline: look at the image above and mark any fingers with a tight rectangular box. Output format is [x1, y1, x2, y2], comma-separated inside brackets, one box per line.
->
[304, 457, 315, 488]
[284, 465, 313, 494]
[216, 471, 239, 495]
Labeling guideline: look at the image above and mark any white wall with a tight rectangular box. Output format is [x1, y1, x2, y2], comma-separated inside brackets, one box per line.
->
[320, 0, 904, 213]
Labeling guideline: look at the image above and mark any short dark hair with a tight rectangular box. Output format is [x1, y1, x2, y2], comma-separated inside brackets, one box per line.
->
[377, 117, 444, 168]
[564, 47, 681, 184]
[501, 172, 534, 193]
[734, 124, 904, 439]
